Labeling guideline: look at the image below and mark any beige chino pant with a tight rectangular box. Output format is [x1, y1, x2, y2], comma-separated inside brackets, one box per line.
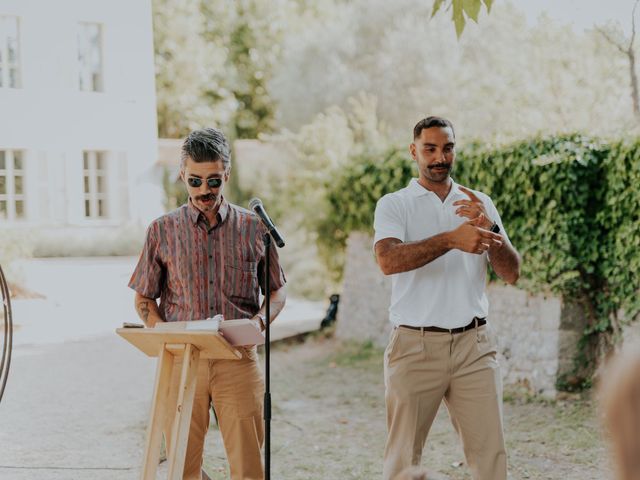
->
[164, 346, 265, 480]
[383, 324, 507, 480]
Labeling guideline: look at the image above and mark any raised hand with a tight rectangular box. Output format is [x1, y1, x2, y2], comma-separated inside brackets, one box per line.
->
[453, 186, 493, 229]
[450, 214, 502, 254]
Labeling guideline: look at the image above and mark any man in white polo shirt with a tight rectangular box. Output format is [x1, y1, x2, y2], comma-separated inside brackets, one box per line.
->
[374, 116, 521, 480]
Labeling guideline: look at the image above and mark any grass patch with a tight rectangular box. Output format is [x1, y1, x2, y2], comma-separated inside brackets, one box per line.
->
[326, 340, 383, 369]
[503, 383, 557, 406]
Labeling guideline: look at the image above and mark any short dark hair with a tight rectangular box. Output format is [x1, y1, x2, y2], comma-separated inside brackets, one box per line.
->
[180, 127, 231, 169]
[413, 116, 455, 140]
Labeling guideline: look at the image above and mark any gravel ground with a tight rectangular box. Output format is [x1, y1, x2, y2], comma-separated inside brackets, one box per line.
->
[0, 333, 613, 480]
[0, 335, 154, 480]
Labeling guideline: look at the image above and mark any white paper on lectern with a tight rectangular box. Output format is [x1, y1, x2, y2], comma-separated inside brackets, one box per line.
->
[155, 317, 220, 331]
[155, 315, 264, 346]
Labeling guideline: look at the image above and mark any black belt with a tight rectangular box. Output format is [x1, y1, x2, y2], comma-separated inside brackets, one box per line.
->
[399, 317, 486, 334]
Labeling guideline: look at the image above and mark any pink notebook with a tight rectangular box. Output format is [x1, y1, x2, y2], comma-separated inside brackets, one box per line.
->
[219, 319, 265, 346]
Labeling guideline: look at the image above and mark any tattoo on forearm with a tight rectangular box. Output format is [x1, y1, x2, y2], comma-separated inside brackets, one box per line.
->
[137, 301, 150, 322]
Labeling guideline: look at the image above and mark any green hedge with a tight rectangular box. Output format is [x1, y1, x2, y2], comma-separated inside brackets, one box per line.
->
[597, 142, 640, 329]
[322, 135, 640, 352]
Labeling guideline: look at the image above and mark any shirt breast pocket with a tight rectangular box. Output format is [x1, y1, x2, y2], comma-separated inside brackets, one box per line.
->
[224, 260, 259, 307]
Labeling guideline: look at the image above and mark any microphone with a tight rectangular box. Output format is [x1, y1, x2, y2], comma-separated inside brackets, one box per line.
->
[248, 198, 285, 248]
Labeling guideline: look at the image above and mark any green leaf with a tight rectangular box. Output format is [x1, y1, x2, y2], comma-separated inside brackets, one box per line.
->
[431, 0, 445, 18]
[463, 0, 481, 23]
[483, 0, 494, 13]
[453, 0, 466, 38]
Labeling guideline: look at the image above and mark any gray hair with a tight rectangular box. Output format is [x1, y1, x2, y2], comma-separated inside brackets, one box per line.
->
[180, 127, 231, 169]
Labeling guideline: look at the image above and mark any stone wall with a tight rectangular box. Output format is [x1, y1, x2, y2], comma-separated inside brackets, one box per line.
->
[336, 232, 595, 398]
[335, 232, 393, 347]
[624, 320, 640, 350]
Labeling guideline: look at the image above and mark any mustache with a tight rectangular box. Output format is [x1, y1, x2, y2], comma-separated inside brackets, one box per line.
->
[196, 193, 217, 201]
[428, 163, 451, 170]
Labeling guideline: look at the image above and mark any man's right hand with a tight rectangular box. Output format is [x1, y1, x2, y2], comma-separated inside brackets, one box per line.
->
[449, 214, 503, 255]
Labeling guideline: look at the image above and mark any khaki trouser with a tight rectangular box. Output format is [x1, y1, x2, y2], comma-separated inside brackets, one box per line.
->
[383, 324, 507, 480]
[164, 346, 264, 480]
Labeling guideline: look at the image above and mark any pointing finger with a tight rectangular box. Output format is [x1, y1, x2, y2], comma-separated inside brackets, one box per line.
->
[459, 186, 481, 203]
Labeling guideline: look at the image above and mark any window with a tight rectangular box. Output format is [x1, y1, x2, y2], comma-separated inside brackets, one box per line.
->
[77, 23, 103, 92]
[0, 150, 25, 220]
[0, 16, 20, 89]
[83, 151, 108, 218]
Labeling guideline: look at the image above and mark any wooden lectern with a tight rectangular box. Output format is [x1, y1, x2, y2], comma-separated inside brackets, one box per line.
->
[117, 328, 241, 480]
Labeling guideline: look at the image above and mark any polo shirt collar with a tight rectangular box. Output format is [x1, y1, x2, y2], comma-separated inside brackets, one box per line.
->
[187, 197, 230, 225]
[407, 178, 467, 201]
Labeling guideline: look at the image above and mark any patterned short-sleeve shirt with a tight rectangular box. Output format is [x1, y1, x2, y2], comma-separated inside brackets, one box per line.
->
[129, 198, 286, 322]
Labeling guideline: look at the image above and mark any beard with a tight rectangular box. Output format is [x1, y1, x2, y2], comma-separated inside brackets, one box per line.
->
[425, 162, 453, 182]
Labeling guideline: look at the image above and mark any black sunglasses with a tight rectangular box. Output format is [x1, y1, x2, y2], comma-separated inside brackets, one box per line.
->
[187, 177, 223, 188]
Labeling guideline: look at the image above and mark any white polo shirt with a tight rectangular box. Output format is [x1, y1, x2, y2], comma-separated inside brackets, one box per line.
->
[373, 178, 508, 329]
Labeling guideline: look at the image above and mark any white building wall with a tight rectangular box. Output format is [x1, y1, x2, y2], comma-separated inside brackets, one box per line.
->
[0, 0, 162, 228]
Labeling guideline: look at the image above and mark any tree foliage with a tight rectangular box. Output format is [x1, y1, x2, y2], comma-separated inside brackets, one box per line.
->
[264, 93, 389, 287]
[153, 0, 293, 139]
[595, 0, 640, 122]
[270, 1, 636, 142]
[200, 0, 294, 139]
[153, 0, 236, 138]
[154, 0, 636, 143]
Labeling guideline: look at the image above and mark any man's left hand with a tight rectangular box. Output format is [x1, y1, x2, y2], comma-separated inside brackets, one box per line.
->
[251, 315, 266, 332]
[453, 186, 493, 229]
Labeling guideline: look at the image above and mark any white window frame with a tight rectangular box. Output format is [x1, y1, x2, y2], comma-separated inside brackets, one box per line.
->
[0, 149, 26, 221]
[82, 151, 108, 219]
[77, 22, 103, 92]
[0, 15, 21, 89]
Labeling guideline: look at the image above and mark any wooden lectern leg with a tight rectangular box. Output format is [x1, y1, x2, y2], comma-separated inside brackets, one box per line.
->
[141, 344, 174, 480]
[167, 343, 201, 480]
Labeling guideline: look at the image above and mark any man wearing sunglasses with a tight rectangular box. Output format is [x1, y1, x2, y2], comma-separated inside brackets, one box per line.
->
[129, 127, 287, 480]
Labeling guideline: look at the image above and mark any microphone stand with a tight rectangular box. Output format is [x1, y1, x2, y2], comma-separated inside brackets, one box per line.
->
[263, 232, 272, 480]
